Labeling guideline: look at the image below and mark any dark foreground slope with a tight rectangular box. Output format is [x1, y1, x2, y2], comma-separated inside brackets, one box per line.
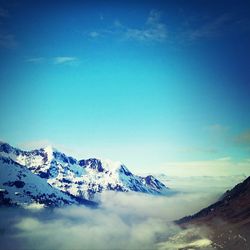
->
[177, 176, 250, 249]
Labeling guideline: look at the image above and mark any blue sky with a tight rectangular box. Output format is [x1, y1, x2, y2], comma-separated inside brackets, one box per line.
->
[0, 0, 250, 175]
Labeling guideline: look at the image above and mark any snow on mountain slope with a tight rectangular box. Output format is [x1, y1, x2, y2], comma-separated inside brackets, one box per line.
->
[0, 156, 79, 207]
[0, 142, 170, 202]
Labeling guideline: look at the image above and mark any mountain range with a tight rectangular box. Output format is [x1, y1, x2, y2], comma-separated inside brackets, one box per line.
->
[0, 142, 170, 207]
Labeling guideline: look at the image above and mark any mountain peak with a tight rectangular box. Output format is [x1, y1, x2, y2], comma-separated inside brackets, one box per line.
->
[0, 141, 14, 154]
[41, 145, 56, 163]
[42, 144, 58, 154]
[0, 141, 170, 203]
[102, 159, 124, 171]
[42, 145, 55, 152]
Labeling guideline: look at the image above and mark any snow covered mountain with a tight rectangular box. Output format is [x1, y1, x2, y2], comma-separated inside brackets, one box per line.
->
[0, 156, 95, 207]
[0, 142, 170, 205]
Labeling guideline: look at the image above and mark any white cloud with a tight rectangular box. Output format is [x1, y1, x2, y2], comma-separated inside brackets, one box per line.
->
[53, 56, 78, 65]
[160, 175, 245, 196]
[160, 158, 250, 177]
[89, 31, 100, 38]
[124, 10, 167, 42]
[100, 191, 219, 222]
[24, 56, 79, 66]
[1, 172, 247, 250]
[0, 190, 222, 250]
[125, 25, 167, 42]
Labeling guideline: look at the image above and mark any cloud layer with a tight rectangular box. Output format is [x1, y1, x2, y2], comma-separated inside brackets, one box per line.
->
[1, 173, 245, 249]
[0, 180, 229, 250]
[160, 158, 250, 177]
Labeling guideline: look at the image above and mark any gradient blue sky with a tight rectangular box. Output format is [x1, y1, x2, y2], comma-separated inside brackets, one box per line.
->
[0, 0, 250, 175]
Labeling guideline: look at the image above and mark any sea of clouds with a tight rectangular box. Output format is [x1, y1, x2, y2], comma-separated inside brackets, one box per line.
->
[0, 175, 244, 250]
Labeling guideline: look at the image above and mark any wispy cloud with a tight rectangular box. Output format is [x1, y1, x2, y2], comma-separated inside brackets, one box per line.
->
[177, 12, 250, 44]
[17, 139, 83, 158]
[89, 31, 100, 38]
[99, 14, 104, 21]
[53, 56, 79, 65]
[234, 129, 250, 146]
[53, 56, 77, 64]
[87, 9, 167, 43]
[204, 124, 229, 134]
[0, 33, 17, 48]
[0, 7, 9, 18]
[124, 10, 167, 42]
[25, 56, 79, 66]
[183, 13, 232, 41]
[0, 6, 17, 49]
[87, 10, 249, 45]
[25, 57, 45, 63]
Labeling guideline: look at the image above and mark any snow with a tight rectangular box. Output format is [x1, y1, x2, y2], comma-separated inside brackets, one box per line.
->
[102, 159, 123, 172]
[0, 142, 170, 203]
[0, 156, 77, 206]
[43, 145, 54, 162]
